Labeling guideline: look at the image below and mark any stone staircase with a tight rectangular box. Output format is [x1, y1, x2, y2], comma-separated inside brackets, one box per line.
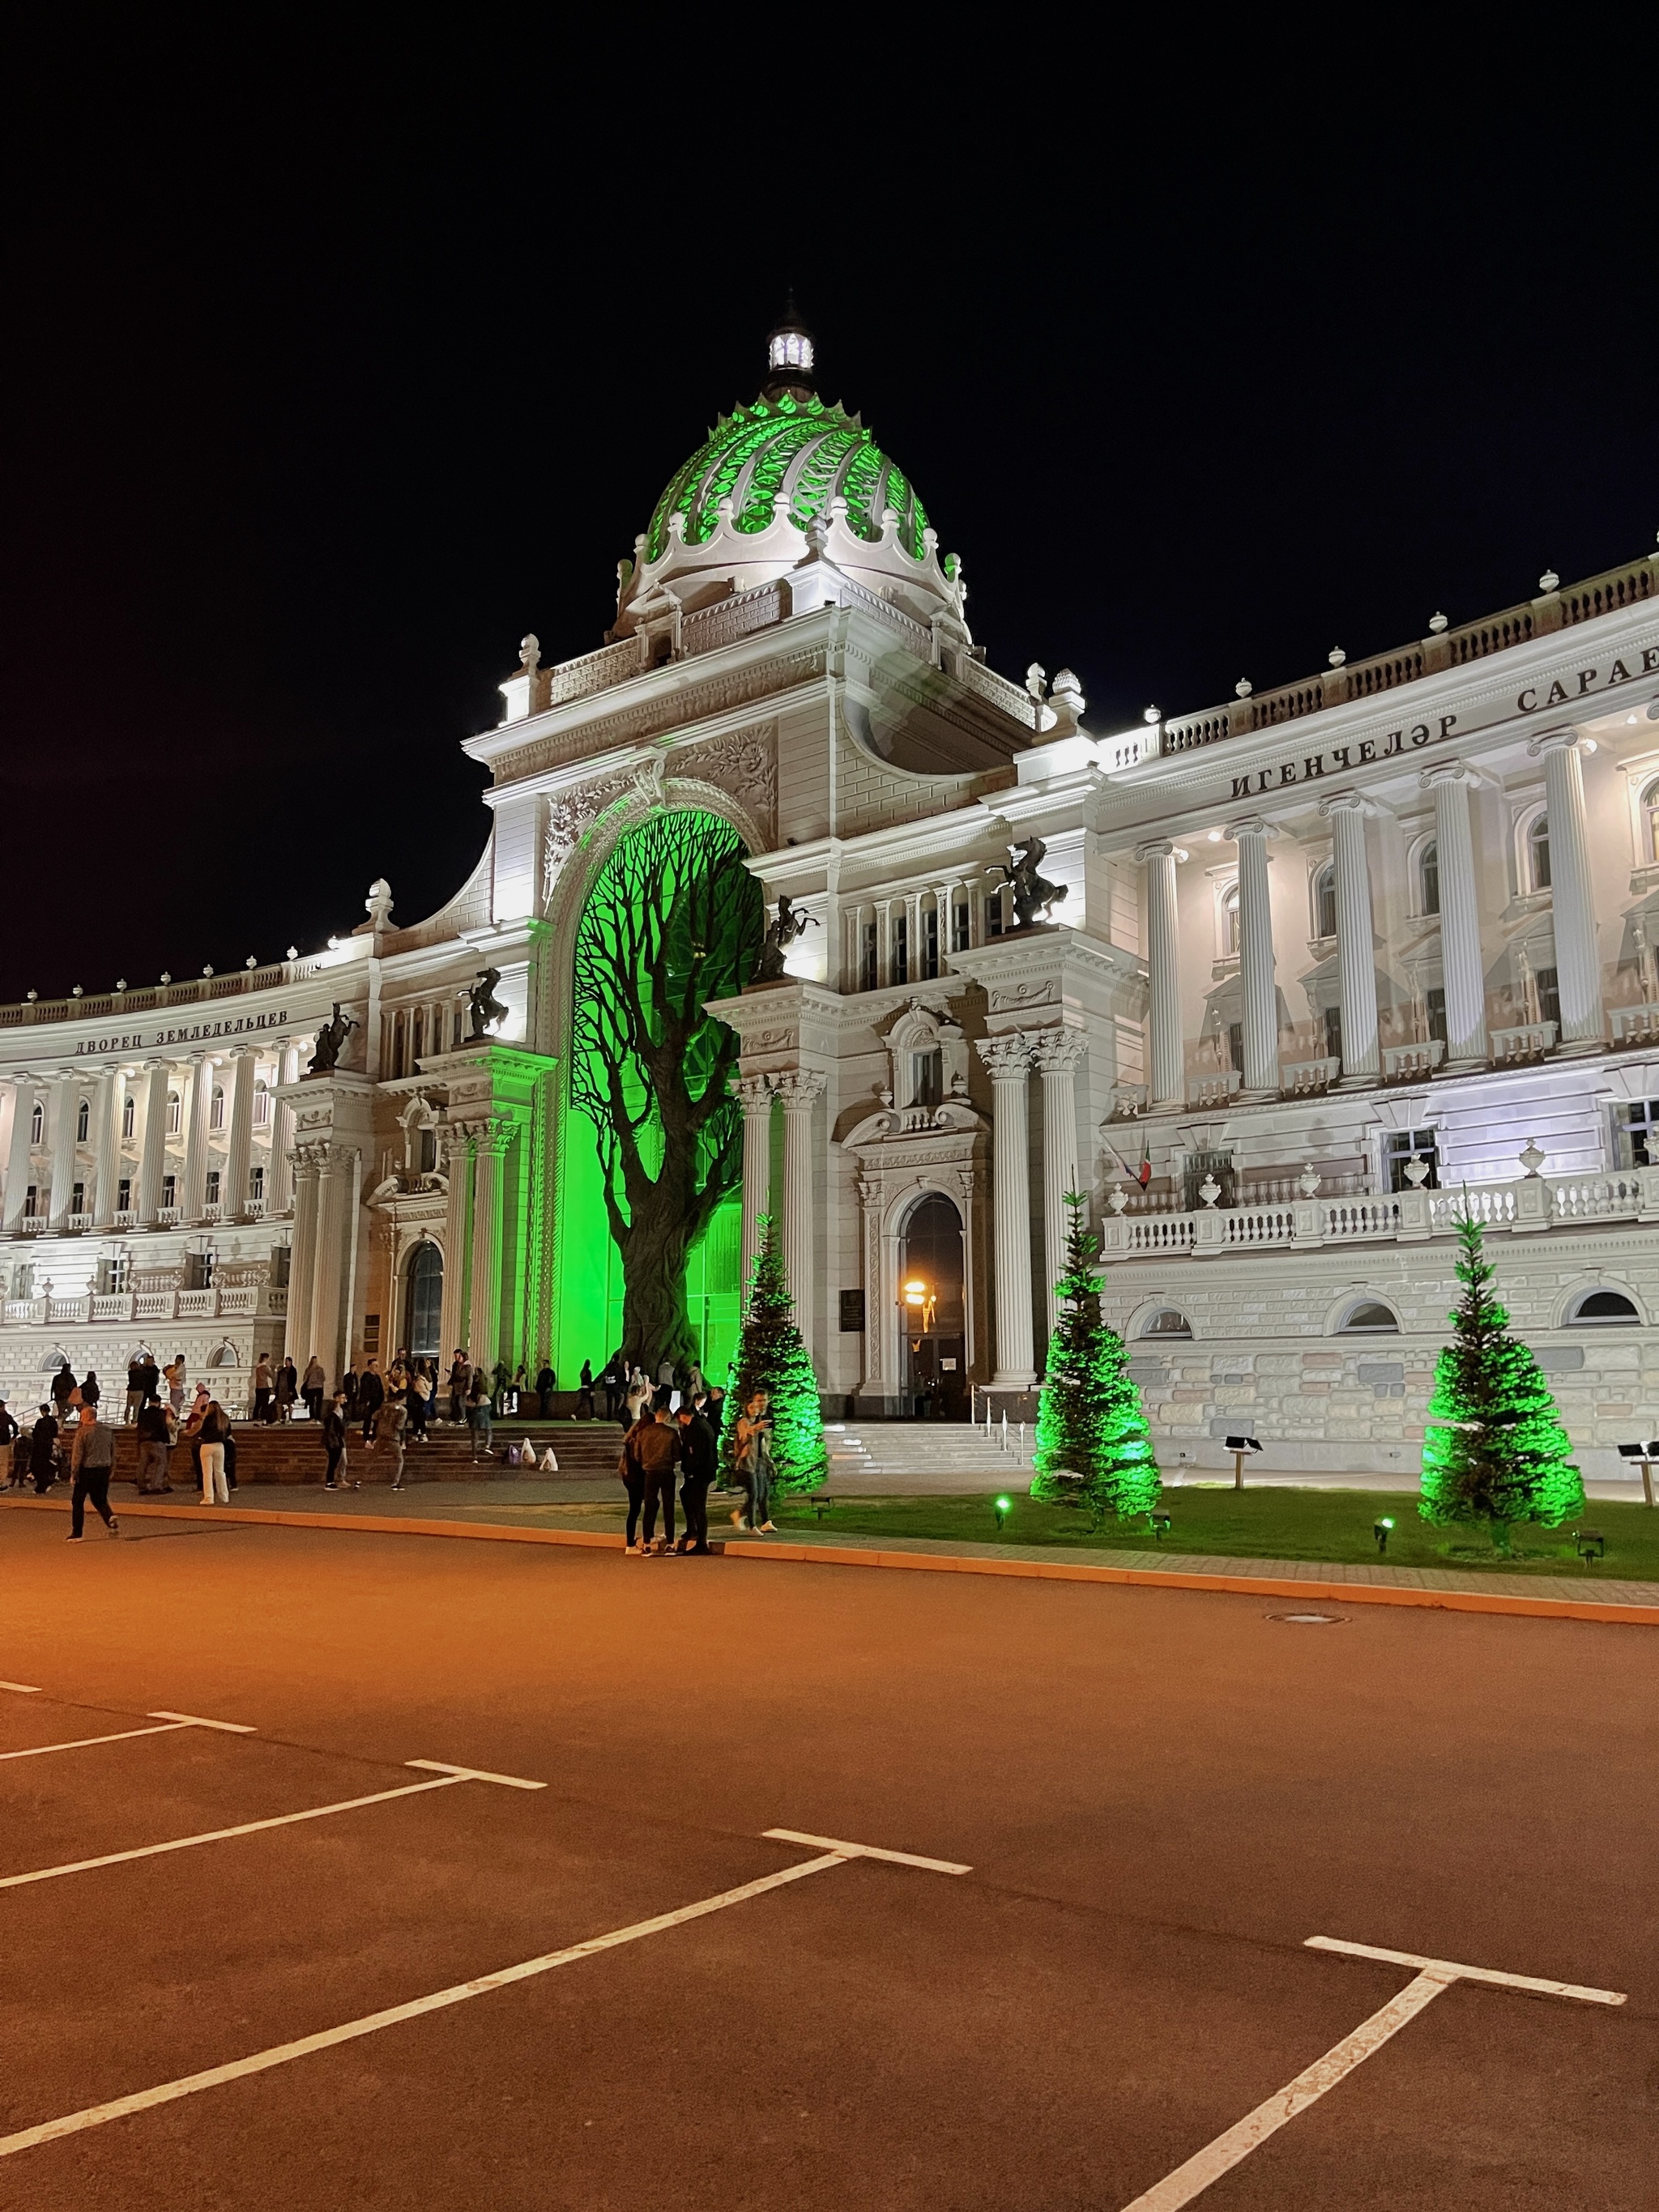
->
[106, 1415, 630, 1488]
[824, 1419, 1034, 1494]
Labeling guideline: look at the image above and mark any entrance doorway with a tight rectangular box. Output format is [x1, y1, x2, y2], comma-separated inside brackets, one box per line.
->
[900, 1192, 967, 1419]
[403, 1240, 443, 1362]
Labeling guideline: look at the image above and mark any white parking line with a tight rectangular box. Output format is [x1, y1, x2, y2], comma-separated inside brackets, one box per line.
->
[0, 1771, 476, 1891]
[0, 1721, 196, 1764]
[0, 1826, 968, 2159]
[147, 1711, 257, 1734]
[763, 1827, 972, 1875]
[0, 1682, 42, 1694]
[1118, 1937, 1626, 2210]
[406, 1760, 547, 1791]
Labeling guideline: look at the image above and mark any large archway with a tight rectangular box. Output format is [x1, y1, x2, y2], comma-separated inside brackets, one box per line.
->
[403, 1240, 443, 1362]
[900, 1191, 968, 1418]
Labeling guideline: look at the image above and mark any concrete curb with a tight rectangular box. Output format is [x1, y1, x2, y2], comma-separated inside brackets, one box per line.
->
[6, 1494, 1652, 1626]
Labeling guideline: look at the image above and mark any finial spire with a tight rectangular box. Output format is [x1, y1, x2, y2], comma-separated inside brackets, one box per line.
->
[761, 294, 817, 401]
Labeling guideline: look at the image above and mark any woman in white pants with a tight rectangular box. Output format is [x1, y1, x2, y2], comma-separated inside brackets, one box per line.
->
[198, 1400, 231, 1504]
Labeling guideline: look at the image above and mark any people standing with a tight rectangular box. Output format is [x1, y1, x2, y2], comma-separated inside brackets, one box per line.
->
[197, 1399, 231, 1506]
[134, 1395, 173, 1494]
[674, 1399, 716, 1555]
[80, 1369, 100, 1414]
[341, 1360, 360, 1421]
[634, 1404, 681, 1554]
[135, 1349, 160, 1413]
[50, 1363, 76, 1419]
[66, 1411, 119, 1539]
[578, 1358, 596, 1419]
[252, 1353, 274, 1425]
[535, 1361, 556, 1415]
[358, 1358, 384, 1443]
[301, 1353, 326, 1422]
[467, 1372, 494, 1463]
[447, 1350, 467, 1426]
[322, 1389, 350, 1489]
[373, 1393, 409, 1490]
[617, 1404, 650, 1553]
[409, 1362, 432, 1442]
[275, 1355, 298, 1421]
[30, 1405, 60, 1494]
[624, 1366, 650, 1429]
[731, 1392, 775, 1532]
[165, 1357, 187, 1422]
[491, 1358, 511, 1416]
[125, 1354, 144, 1425]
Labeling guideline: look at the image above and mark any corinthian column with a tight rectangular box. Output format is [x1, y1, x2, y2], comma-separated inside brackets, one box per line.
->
[134, 1062, 170, 1228]
[731, 1075, 774, 1302]
[976, 1034, 1036, 1388]
[1226, 817, 1279, 1097]
[1320, 792, 1380, 1084]
[45, 1072, 76, 1228]
[439, 1124, 472, 1359]
[285, 1149, 322, 1367]
[180, 1055, 211, 1221]
[93, 1072, 121, 1226]
[467, 1121, 507, 1378]
[1030, 1029, 1087, 1336]
[1529, 728, 1606, 1053]
[224, 1048, 256, 1219]
[1423, 762, 1488, 1068]
[2, 1074, 37, 1230]
[268, 1049, 297, 1215]
[775, 1070, 826, 1369]
[1135, 840, 1183, 1110]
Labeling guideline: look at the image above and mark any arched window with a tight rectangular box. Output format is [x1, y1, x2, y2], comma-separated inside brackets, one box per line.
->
[1528, 812, 1551, 892]
[1567, 1289, 1640, 1326]
[210, 1085, 225, 1132]
[29, 1101, 43, 1144]
[75, 1098, 89, 1143]
[167, 1092, 181, 1136]
[122, 1093, 135, 1139]
[1314, 863, 1337, 940]
[1420, 841, 1439, 916]
[1642, 780, 1659, 864]
[1141, 1308, 1192, 1338]
[1338, 1298, 1399, 1333]
[1222, 884, 1240, 957]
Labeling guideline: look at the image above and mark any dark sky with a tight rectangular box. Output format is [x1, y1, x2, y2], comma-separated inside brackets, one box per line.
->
[3, 27, 1654, 1001]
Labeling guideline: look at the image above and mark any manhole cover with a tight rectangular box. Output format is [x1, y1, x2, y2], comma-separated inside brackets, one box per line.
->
[1267, 1611, 1346, 1625]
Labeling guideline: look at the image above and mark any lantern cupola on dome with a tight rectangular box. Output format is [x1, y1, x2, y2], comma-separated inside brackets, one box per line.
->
[612, 314, 967, 643]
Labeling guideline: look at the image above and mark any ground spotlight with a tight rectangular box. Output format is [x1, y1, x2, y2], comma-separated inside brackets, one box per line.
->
[993, 1495, 1012, 1536]
[1373, 1515, 1395, 1554]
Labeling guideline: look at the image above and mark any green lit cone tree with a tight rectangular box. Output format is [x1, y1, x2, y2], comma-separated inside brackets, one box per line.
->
[1032, 1193, 1161, 1519]
[723, 1213, 827, 1496]
[1418, 1208, 1584, 1548]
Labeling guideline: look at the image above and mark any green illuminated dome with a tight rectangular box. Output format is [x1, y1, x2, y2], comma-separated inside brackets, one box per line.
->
[645, 394, 930, 565]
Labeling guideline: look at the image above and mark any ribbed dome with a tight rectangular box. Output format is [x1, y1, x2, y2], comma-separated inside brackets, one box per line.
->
[645, 394, 930, 565]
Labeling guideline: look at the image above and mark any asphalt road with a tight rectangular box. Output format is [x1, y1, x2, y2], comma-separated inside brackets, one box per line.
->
[0, 1508, 1653, 2209]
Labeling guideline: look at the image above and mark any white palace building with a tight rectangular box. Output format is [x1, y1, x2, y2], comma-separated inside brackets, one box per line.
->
[3, 313, 1658, 1477]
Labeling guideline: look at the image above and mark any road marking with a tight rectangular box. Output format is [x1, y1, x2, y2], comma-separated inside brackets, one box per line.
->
[0, 1772, 475, 1891]
[1304, 1935, 1626, 2006]
[0, 1682, 41, 1694]
[0, 1721, 195, 1763]
[147, 1711, 257, 1734]
[0, 1849, 851, 2159]
[1119, 1938, 1627, 2210]
[406, 1759, 547, 1791]
[763, 1826, 972, 1875]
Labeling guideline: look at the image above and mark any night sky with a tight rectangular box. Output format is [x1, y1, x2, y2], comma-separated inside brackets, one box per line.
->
[4, 30, 1653, 1002]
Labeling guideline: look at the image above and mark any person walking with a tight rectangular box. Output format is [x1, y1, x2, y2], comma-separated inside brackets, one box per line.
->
[252, 1353, 274, 1424]
[322, 1390, 351, 1489]
[373, 1393, 409, 1490]
[197, 1399, 231, 1506]
[490, 1358, 511, 1416]
[674, 1398, 717, 1555]
[275, 1355, 298, 1421]
[124, 1354, 144, 1425]
[731, 1392, 776, 1532]
[467, 1372, 494, 1463]
[66, 1410, 119, 1539]
[134, 1394, 173, 1494]
[357, 1358, 384, 1444]
[301, 1354, 326, 1422]
[29, 1405, 61, 1494]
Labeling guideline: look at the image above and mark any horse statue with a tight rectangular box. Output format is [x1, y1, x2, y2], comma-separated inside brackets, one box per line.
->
[467, 967, 510, 1039]
[752, 894, 819, 984]
[989, 836, 1068, 931]
[307, 1003, 358, 1075]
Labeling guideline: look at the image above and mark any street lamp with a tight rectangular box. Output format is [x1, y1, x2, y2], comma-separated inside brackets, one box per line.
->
[902, 1278, 936, 1331]
[1575, 1528, 1606, 1568]
[1616, 1442, 1659, 1509]
[1225, 1434, 1263, 1491]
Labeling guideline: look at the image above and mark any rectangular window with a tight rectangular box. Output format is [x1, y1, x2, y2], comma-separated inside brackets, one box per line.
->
[923, 908, 939, 980]
[1226, 1021, 1244, 1076]
[893, 914, 909, 985]
[1535, 965, 1560, 1030]
[96, 1257, 129, 1295]
[117, 1176, 132, 1211]
[250, 1164, 265, 1201]
[205, 1170, 221, 1205]
[1426, 987, 1448, 1046]
[161, 1174, 176, 1208]
[1386, 1127, 1439, 1191]
[1323, 1004, 1343, 1063]
[70, 1182, 85, 1215]
[11, 1264, 34, 1299]
[185, 1251, 213, 1290]
[23, 1186, 37, 1217]
[952, 902, 970, 952]
[986, 893, 1004, 940]
[364, 1312, 382, 1354]
[272, 1244, 292, 1288]
[861, 922, 877, 992]
[253, 1085, 271, 1127]
[1616, 1100, 1659, 1169]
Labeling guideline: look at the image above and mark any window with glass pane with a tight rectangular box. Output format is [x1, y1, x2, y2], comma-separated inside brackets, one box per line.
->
[1535, 965, 1560, 1029]
[1529, 814, 1551, 890]
[1385, 1126, 1439, 1190]
[1421, 842, 1439, 915]
[1426, 987, 1447, 1045]
[1315, 865, 1337, 940]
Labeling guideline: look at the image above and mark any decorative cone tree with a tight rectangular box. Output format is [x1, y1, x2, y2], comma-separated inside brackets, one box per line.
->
[723, 1213, 827, 1495]
[1032, 1193, 1160, 1519]
[1419, 1208, 1584, 1547]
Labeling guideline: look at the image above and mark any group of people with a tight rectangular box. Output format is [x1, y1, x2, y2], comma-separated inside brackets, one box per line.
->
[615, 1378, 775, 1554]
[2, 1360, 238, 1522]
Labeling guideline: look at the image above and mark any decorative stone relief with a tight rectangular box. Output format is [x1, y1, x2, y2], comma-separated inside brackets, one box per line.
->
[672, 725, 778, 845]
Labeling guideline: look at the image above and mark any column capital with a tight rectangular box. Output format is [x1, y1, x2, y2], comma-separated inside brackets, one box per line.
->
[1029, 1027, 1087, 1074]
[1223, 815, 1277, 844]
[1133, 838, 1176, 863]
[1421, 758, 1481, 792]
[1527, 725, 1589, 761]
[292, 1142, 328, 1178]
[771, 1068, 827, 1108]
[1317, 788, 1370, 820]
[729, 1073, 774, 1112]
[976, 1034, 1034, 1078]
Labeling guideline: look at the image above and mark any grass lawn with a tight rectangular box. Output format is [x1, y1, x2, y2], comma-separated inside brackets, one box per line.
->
[770, 1486, 1659, 1580]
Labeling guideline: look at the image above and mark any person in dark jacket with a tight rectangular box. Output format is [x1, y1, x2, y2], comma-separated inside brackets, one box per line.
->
[357, 1359, 384, 1442]
[134, 1396, 174, 1493]
[634, 1404, 681, 1555]
[50, 1364, 75, 1417]
[30, 1406, 61, 1493]
[674, 1401, 717, 1554]
[136, 1353, 161, 1409]
[125, 1355, 144, 1425]
[322, 1391, 353, 1489]
[80, 1369, 100, 1412]
[275, 1356, 298, 1421]
[534, 1363, 556, 1416]
[67, 1414, 118, 1538]
[0, 1399, 18, 1488]
[578, 1359, 596, 1419]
